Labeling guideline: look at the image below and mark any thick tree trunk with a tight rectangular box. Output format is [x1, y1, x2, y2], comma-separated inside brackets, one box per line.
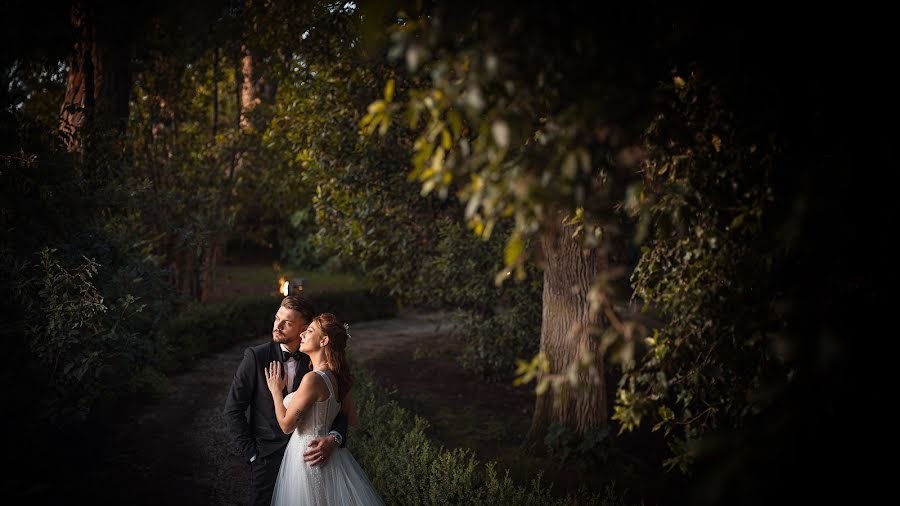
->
[59, 2, 131, 152]
[529, 222, 609, 440]
[59, 3, 93, 150]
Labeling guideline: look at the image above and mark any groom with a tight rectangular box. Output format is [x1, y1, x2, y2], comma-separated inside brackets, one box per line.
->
[225, 295, 349, 506]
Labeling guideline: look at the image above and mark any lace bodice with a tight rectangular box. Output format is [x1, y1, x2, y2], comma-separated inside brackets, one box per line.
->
[282, 369, 341, 438]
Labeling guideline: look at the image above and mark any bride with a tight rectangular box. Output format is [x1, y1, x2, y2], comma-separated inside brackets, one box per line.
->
[265, 312, 383, 505]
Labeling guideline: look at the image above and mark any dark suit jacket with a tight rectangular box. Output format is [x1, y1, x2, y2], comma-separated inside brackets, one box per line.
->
[224, 340, 349, 463]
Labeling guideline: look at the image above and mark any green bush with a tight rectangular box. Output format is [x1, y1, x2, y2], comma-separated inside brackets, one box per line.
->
[413, 218, 543, 380]
[453, 304, 541, 380]
[348, 367, 628, 506]
[0, 133, 178, 428]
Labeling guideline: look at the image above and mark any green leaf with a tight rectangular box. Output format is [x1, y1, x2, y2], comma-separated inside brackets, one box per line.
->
[384, 79, 395, 102]
[367, 100, 385, 114]
[504, 233, 524, 267]
[447, 109, 463, 138]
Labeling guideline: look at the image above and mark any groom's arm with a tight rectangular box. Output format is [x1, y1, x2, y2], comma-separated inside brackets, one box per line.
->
[328, 410, 349, 448]
[224, 347, 258, 462]
[305, 407, 348, 466]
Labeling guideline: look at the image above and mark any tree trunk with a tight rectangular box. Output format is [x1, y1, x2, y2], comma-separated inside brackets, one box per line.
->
[199, 236, 220, 303]
[212, 46, 219, 140]
[529, 222, 609, 440]
[59, 2, 131, 152]
[59, 3, 93, 151]
[239, 44, 258, 131]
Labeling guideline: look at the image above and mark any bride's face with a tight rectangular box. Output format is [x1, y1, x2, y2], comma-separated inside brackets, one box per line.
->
[300, 321, 326, 353]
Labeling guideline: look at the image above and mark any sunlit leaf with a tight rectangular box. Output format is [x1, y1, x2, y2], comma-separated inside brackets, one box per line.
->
[491, 120, 509, 148]
[504, 232, 524, 267]
[384, 79, 395, 102]
[441, 129, 452, 150]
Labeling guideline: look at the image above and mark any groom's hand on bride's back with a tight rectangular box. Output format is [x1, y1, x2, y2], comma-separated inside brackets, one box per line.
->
[303, 435, 337, 467]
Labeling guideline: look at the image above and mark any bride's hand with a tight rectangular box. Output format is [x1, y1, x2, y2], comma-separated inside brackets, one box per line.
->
[265, 361, 287, 395]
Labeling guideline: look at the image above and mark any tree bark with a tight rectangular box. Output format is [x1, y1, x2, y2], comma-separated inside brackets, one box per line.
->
[239, 44, 258, 131]
[59, 2, 131, 152]
[212, 46, 219, 140]
[529, 222, 609, 440]
[59, 3, 93, 151]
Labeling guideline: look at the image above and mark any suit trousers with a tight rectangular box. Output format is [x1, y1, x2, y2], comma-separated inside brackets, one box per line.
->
[249, 444, 288, 506]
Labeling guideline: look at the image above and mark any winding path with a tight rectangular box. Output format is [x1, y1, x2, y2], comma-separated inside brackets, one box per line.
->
[82, 311, 452, 505]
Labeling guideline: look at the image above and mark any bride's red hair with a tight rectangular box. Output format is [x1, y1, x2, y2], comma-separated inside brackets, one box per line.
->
[310, 312, 354, 402]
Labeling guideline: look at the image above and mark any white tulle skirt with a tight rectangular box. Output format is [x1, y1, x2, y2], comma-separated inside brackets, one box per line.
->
[271, 433, 384, 506]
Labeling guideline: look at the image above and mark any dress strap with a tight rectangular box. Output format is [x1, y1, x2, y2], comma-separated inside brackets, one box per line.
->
[314, 369, 335, 401]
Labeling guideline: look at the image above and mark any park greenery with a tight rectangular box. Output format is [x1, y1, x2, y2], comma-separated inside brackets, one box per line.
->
[2, 0, 883, 503]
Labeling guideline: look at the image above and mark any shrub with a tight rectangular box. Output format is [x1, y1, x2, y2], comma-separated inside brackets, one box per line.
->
[348, 367, 628, 505]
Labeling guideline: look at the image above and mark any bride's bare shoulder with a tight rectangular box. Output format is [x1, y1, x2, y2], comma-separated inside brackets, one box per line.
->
[298, 370, 329, 395]
[298, 370, 320, 384]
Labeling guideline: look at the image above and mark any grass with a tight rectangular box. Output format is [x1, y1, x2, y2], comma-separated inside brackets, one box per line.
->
[278, 270, 365, 294]
[212, 264, 367, 300]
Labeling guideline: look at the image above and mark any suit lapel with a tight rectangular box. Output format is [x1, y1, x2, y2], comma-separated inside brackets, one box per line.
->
[266, 342, 288, 397]
[268, 341, 281, 363]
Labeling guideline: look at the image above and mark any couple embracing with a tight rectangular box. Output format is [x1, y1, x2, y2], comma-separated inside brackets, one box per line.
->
[224, 295, 382, 505]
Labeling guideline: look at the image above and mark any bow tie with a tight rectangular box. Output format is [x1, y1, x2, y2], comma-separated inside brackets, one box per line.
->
[282, 350, 303, 362]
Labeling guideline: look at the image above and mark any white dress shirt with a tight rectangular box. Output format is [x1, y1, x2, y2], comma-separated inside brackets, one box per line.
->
[279, 344, 299, 393]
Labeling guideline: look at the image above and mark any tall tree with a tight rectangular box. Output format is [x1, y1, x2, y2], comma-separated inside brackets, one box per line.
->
[239, 44, 255, 130]
[532, 223, 608, 435]
[361, 1, 661, 438]
[59, 1, 131, 152]
[212, 45, 219, 139]
[365, 2, 889, 502]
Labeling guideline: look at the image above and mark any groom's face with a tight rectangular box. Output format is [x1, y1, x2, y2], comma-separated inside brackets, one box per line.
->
[272, 306, 309, 347]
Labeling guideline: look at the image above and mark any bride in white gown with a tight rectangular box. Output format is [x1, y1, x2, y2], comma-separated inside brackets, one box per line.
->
[264, 313, 383, 506]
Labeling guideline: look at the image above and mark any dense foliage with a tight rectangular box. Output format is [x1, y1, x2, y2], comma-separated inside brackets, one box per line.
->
[256, 4, 543, 379]
[3, 1, 887, 503]
[359, 1, 886, 501]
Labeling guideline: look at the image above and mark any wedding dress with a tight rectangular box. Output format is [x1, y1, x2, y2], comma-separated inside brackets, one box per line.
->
[271, 370, 383, 506]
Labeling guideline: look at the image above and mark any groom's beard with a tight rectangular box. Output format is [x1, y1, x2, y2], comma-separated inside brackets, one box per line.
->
[273, 331, 298, 345]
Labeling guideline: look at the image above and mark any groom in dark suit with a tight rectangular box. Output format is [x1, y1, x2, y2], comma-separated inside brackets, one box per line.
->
[225, 295, 349, 506]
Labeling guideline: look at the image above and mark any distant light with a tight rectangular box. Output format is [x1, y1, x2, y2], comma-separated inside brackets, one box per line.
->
[281, 281, 289, 296]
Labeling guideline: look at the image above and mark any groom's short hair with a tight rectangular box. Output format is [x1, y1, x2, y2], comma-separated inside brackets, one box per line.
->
[281, 295, 316, 324]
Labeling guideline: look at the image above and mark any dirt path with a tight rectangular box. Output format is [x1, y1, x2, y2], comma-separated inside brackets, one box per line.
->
[71, 310, 456, 505]
[51, 306, 681, 505]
